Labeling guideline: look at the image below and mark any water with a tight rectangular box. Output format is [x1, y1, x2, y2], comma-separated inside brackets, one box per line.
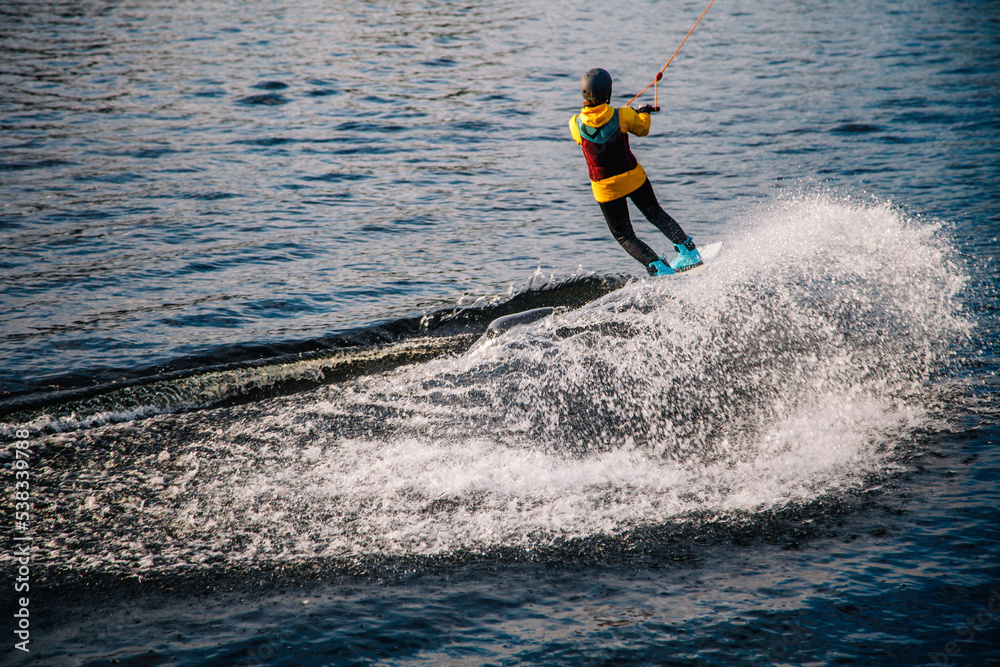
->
[2, 0, 999, 665]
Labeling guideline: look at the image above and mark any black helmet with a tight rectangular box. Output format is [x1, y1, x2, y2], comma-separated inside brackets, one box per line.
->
[580, 68, 612, 106]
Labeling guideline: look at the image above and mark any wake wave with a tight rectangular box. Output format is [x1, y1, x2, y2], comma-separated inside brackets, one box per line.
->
[3, 194, 973, 576]
[0, 272, 626, 433]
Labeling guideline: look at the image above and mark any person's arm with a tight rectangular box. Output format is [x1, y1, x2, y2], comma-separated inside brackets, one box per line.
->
[620, 106, 652, 137]
[568, 115, 583, 145]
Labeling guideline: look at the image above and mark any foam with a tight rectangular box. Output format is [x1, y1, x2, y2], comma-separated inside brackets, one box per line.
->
[10, 193, 973, 573]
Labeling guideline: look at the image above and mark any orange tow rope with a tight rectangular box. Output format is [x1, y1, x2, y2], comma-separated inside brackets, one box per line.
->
[625, 0, 717, 110]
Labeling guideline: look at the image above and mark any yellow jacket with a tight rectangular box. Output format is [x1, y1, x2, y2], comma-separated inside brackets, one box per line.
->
[569, 104, 651, 202]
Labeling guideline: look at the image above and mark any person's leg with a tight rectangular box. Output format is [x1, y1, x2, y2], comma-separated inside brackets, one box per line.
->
[628, 179, 688, 245]
[598, 196, 660, 270]
[629, 179, 702, 271]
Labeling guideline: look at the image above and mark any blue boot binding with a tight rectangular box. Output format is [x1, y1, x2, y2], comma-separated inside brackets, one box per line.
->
[648, 259, 675, 276]
[669, 237, 703, 272]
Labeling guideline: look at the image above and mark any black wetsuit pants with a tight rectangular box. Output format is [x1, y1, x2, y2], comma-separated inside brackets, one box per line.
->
[598, 179, 688, 272]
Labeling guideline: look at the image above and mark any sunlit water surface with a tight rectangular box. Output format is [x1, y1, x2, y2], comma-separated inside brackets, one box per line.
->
[2, 0, 999, 665]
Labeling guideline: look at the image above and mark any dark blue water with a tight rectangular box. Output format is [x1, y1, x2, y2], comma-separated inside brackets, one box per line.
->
[3, 0, 1000, 665]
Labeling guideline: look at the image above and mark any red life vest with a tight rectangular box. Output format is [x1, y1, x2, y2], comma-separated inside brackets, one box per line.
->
[576, 109, 639, 183]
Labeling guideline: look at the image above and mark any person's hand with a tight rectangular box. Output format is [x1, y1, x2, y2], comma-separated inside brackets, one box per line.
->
[636, 105, 659, 114]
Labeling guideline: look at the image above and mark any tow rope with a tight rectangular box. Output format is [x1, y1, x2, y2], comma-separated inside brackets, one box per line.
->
[625, 0, 717, 111]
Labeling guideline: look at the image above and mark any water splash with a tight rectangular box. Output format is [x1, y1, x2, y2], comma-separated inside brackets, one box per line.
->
[379, 193, 969, 460]
[13, 194, 972, 575]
